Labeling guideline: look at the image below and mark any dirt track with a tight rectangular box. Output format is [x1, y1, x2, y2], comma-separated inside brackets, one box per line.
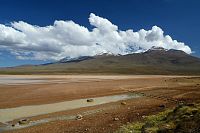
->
[0, 75, 200, 133]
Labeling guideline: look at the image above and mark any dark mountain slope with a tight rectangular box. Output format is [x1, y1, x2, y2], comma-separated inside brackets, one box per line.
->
[1, 49, 200, 75]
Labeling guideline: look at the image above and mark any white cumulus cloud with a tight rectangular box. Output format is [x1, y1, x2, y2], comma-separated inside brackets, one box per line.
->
[0, 13, 192, 60]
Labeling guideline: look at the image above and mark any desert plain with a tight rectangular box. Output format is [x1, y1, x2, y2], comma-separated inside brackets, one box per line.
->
[0, 75, 200, 133]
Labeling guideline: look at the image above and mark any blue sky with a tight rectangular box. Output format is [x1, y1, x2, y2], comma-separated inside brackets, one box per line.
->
[0, 0, 200, 67]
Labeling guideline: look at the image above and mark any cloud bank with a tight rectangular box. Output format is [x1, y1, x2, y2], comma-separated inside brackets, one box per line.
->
[0, 13, 191, 60]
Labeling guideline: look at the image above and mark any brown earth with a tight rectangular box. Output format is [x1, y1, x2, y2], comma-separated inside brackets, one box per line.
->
[0, 75, 200, 133]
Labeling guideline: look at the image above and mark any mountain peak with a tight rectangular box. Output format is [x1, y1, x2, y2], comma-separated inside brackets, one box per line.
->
[95, 52, 120, 57]
[59, 56, 93, 63]
[149, 46, 167, 51]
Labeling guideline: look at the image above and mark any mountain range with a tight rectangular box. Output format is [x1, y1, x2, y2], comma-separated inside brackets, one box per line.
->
[1, 47, 200, 75]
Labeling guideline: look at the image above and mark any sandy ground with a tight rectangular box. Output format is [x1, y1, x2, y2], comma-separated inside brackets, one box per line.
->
[0, 75, 200, 133]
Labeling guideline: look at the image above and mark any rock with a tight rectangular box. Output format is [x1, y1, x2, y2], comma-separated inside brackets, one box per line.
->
[76, 114, 83, 120]
[158, 123, 175, 133]
[142, 115, 146, 118]
[18, 119, 29, 125]
[186, 103, 195, 107]
[159, 104, 165, 108]
[109, 124, 113, 127]
[121, 101, 127, 105]
[177, 102, 185, 107]
[87, 99, 94, 102]
[114, 117, 119, 121]
[191, 109, 198, 114]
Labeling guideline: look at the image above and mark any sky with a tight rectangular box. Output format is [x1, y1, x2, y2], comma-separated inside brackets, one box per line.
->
[0, 0, 200, 67]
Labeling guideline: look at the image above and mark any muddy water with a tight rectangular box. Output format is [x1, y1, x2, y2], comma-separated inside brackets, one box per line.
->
[0, 106, 117, 132]
[0, 93, 141, 123]
[0, 77, 46, 85]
